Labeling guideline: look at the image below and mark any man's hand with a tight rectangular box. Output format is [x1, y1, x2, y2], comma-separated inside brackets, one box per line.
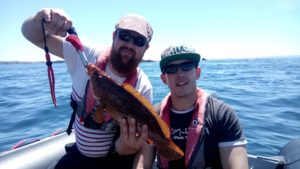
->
[34, 8, 72, 37]
[21, 8, 71, 58]
[115, 118, 148, 155]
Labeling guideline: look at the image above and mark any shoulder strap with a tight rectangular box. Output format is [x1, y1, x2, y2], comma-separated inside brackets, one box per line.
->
[66, 80, 90, 135]
[187, 96, 214, 169]
[66, 96, 78, 135]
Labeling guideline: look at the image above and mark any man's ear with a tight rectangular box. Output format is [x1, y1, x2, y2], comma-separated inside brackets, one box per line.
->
[145, 43, 149, 50]
[196, 67, 201, 80]
[160, 74, 167, 85]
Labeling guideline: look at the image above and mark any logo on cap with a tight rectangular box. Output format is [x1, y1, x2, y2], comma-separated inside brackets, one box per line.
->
[162, 45, 196, 58]
[159, 44, 201, 70]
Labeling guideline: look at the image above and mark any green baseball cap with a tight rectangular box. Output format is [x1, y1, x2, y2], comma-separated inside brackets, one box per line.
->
[160, 44, 201, 71]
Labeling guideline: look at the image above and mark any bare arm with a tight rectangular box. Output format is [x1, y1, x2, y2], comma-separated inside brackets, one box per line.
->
[21, 8, 72, 59]
[220, 145, 249, 169]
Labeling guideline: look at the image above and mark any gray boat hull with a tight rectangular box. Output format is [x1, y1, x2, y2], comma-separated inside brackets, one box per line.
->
[0, 131, 299, 169]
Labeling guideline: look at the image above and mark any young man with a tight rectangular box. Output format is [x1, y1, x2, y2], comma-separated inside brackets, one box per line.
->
[22, 8, 153, 169]
[154, 44, 249, 169]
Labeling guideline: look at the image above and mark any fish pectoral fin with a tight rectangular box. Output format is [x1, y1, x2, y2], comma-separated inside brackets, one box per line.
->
[94, 104, 105, 124]
[146, 138, 154, 145]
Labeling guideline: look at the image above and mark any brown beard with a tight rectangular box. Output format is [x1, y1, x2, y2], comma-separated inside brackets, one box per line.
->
[109, 46, 141, 75]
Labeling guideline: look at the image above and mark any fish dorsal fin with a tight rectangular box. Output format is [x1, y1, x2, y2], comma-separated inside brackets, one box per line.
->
[122, 83, 171, 138]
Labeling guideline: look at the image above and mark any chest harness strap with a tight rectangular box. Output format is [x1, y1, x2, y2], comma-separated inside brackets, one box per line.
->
[64, 28, 139, 134]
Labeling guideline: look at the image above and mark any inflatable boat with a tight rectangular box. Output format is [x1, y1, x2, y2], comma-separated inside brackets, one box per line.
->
[0, 130, 299, 169]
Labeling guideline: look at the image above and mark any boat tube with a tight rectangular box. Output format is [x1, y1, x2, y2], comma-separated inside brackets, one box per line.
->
[0, 131, 299, 169]
[0, 131, 75, 169]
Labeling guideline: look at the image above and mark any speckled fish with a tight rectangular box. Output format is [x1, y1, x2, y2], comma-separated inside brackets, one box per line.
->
[86, 64, 184, 160]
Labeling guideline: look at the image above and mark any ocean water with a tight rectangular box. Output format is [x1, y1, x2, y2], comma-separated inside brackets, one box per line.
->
[0, 57, 299, 156]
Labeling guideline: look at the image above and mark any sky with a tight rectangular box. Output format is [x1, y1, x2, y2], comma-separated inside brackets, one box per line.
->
[0, 0, 299, 61]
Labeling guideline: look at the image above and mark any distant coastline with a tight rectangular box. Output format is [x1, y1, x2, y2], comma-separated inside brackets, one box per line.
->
[1, 55, 300, 64]
[142, 59, 156, 62]
[0, 59, 157, 64]
[0, 60, 65, 64]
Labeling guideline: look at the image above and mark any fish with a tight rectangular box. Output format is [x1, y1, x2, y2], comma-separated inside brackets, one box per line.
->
[86, 64, 184, 160]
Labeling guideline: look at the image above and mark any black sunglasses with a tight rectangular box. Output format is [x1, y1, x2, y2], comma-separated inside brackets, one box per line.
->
[117, 29, 147, 47]
[162, 61, 197, 74]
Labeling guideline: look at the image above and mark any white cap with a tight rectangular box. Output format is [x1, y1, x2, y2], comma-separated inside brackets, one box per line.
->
[115, 14, 153, 41]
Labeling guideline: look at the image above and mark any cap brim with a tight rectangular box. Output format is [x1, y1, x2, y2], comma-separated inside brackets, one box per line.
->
[160, 53, 200, 70]
[118, 25, 148, 38]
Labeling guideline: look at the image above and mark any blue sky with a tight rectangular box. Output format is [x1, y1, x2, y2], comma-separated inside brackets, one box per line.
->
[0, 0, 299, 61]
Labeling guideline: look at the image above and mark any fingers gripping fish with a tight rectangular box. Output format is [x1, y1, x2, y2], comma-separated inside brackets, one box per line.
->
[86, 64, 184, 160]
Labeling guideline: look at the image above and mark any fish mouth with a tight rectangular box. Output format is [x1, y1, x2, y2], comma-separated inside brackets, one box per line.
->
[87, 64, 108, 78]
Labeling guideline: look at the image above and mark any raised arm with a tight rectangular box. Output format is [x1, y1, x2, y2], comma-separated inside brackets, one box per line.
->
[21, 8, 72, 59]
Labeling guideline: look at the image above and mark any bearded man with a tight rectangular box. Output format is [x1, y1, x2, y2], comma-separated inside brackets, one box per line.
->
[22, 8, 154, 169]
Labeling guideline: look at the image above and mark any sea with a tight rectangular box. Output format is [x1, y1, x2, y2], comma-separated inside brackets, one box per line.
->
[0, 56, 299, 157]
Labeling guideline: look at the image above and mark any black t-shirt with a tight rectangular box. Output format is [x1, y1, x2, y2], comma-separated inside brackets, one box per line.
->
[166, 97, 246, 169]
[169, 108, 194, 169]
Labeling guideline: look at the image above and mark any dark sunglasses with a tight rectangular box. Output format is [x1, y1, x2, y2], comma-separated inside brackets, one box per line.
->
[117, 29, 147, 47]
[162, 61, 197, 74]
